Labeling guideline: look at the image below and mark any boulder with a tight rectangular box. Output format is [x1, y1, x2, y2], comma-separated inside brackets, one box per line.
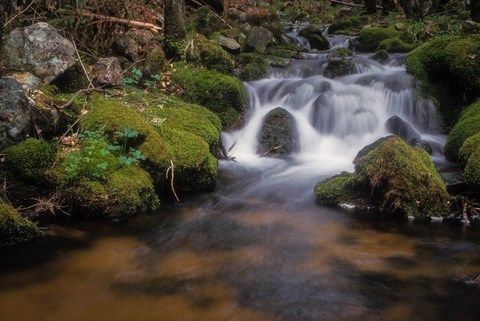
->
[226, 7, 246, 22]
[0, 203, 41, 248]
[116, 28, 158, 62]
[299, 26, 330, 51]
[258, 107, 298, 157]
[244, 26, 273, 53]
[324, 49, 355, 78]
[0, 77, 32, 149]
[1, 22, 76, 83]
[92, 57, 123, 87]
[218, 35, 241, 54]
[385, 115, 420, 141]
[408, 138, 433, 155]
[6, 71, 42, 91]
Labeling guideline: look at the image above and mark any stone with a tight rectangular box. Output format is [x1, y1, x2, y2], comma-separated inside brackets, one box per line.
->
[408, 138, 433, 155]
[258, 107, 298, 157]
[323, 48, 355, 78]
[218, 35, 241, 54]
[385, 115, 420, 141]
[244, 26, 273, 53]
[299, 26, 330, 51]
[0, 77, 32, 149]
[226, 7, 246, 22]
[6, 72, 42, 91]
[92, 57, 123, 87]
[116, 28, 157, 61]
[1, 22, 76, 83]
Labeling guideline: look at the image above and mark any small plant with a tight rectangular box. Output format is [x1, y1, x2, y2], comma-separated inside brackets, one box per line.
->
[123, 68, 143, 86]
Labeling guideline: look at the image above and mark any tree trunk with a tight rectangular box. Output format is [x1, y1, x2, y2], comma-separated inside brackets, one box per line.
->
[164, 0, 186, 41]
[364, 0, 378, 13]
[381, 0, 395, 14]
[472, 0, 480, 22]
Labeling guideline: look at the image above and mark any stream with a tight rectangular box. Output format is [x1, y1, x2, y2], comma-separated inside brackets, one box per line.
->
[1, 33, 480, 321]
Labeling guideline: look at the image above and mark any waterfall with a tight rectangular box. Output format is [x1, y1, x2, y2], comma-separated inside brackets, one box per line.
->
[221, 34, 446, 202]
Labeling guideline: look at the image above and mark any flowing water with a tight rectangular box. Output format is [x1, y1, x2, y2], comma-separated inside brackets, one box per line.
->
[1, 34, 480, 321]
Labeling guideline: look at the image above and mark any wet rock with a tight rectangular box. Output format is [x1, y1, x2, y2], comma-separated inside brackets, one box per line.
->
[408, 138, 433, 155]
[218, 35, 241, 54]
[0, 77, 32, 149]
[299, 26, 329, 51]
[92, 57, 123, 87]
[385, 115, 420, 141]
[372, 50, 389, 63]
[324, 48, 355, 78]
[258, 107, 298, 157]
[1, 22, 76, 83]
[244, 26, 273, 53]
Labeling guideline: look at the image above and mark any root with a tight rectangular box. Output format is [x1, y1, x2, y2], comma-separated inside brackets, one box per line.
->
[166, 160, 180, 203]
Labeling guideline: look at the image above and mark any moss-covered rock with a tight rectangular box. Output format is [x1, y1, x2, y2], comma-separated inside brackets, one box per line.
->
[378, 37, 415, 53]
[315, 172, 354, 206]
[324, 48, 355, 78]
[372, 50, 389, 63]
[258, 107, 298, 157]
[464, 147, 480, 189]
[172, 64, 249, 127]
[0, 203, 41, 247]
[445, 115, 480, 162]
[192, 6, 223, 37]
[357, 27, 400, 52]
[328, 16, 367, 35]
[4, 138, 56, 183]
[299, 26, 329, 51]
[406, 36, 480, 126]
[183, 34, 235, 74]
[316, 136, 450, 219]
[236, 53, 270, 81]
[459, 133, 480, 165]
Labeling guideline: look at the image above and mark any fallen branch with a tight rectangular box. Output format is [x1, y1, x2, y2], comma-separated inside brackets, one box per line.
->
[72, 9, 162, 33]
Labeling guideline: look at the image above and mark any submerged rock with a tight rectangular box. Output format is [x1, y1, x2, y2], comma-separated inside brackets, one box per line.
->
[316, 136, 451, 219]
[0, 77, 32, 149]
[1, 22, 76, 83]
[385, 115, 420, 141]
[258, 107, 298, 157]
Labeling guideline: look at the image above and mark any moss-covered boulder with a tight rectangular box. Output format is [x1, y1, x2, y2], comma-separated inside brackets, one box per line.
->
[406, 36, 480, 126]
[258, 107, 298, 157]
[323, 48, 355, 78]
[464, 147, 480, 189]
[445, 115, 480, 162]
[299, 26, 329, 51]
[0, 203, 41, 247]
[182, 34, 235, 74]
[316, 136, 450, 219]
[4, 138, 56, 183]
[356, 27, 400, 52]
[328, 16, 367, 35]
[236, 53, 270, 81]
[172, 64, 249, 127]
[459, 133, 480, 165]
[315, 172, 354, 206]
[378, 37, 415, 53]
[372, 50, 389, 63]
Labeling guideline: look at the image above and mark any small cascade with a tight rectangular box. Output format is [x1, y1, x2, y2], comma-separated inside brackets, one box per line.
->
[221, 33, 446, 201]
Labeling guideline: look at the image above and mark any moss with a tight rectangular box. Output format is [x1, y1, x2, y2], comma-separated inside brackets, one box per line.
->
[329, 48, 353, 58]
[182, 33, 235, 73]
[372, 50, 389, 63]
[146, 104, 221, 154]
[172, 64, 249, 127]
[357, 27, 401, 52]
[459, 133, 480, 165]
[0, 203, 41, 247]
[192, 6, 223, 37]
[458, 99, 480, 123]
[159, 126, 217, 191]
[142, 47, 166, 77]
[353, 136, 450, 218]
[81, 96, 172, 171]
[315, 172, 354, 206]
[236, 53, 270, 81]
[378, 37, 415, 53]
[445, 115, 480, 162]
[406, 36, 480, 126]
[328, 16, 367, 35]
[4, 138, 56, 183]
[464, 147, 480, 188]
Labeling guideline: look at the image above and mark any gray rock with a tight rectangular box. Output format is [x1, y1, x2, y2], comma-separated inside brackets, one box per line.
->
[116, 28, 157, 61]
[385, 115, 420, 141]
[92, 57, 123, 87]
[408, 138, 433, 155]
[2, 22, 76, 83]
[218, 35, 241, 54]
[258, 107, 298, 158]
[0, 77, 32, 149]
[6, 72, 42, 91]
[324, 48, 355, 78]
[244, 26, 273, 53]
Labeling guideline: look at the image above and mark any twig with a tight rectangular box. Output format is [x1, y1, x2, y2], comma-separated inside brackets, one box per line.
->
[72, 9, 162, 33]
[71, 38, 94, 89]
[4, 0, 35, 27]
[166, 160, 180, 202]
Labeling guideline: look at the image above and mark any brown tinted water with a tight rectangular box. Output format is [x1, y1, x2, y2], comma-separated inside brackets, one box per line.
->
[1, 167, 480, 321]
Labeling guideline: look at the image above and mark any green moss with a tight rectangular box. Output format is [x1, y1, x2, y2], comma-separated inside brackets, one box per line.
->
[192, 6, 223, 37]
[159, 127, 217, 191]
[4, 138, 56, 183]
[406, 36, 480, 126]
[182, 33, 235, 73]
[459, 133, 480, 165]
[81, 96, 172, 171]
[147, 105, 220, 154]
[445, 115, 480, 162]
[378, 37, 415, 53]
[328, 16, 367, 35]
[357, 27, 401, 52]
[0, 203, 41, 247]
[464, 147, 480, 188]
[354, 136, 450, 218]
[458, 99, 480, 123]
[315, 172, 354, 206]
[236, 53, 270, 81]
[173, 64, 249, 127]
[142, 47, 166, 77]
[372, 50, 389, 63]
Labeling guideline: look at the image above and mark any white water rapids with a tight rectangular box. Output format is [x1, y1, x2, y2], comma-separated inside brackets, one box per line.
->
[221, 32, 446, 203]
